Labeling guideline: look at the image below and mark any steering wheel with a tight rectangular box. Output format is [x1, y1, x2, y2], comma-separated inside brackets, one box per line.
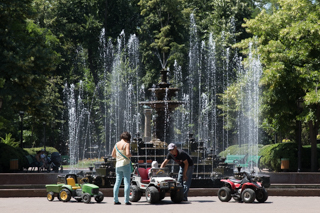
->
[80, 177, 89, 183]
[156, 169, 164, 175]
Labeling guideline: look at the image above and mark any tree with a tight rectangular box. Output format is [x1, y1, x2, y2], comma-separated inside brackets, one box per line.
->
[235, 0, 320, 171]
[138, 0, 191, 86]
[0, 0, 60, 122]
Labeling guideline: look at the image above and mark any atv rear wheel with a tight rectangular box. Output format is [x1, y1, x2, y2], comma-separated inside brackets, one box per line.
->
[241, 188, 256, 203]
[129, 185, 141, 202]
[82, 193, 91, 203]
[218, 187, 231, 202]
[47, 192, 54, 201]
[145, 186, 159, 204]
[95, 191, 104, 203]
[256, 188, 268, 203]
[59, 189, 71, 202]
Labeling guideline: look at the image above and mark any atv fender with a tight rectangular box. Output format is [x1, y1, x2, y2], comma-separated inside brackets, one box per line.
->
[220, 179, 237, 190]
[241, 182, 260, 191]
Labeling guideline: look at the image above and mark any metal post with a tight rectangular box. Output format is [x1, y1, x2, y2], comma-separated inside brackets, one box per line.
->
[43, 122, 46, 152]
[297, 120, 301, 172]
[19, 111, 24, 149]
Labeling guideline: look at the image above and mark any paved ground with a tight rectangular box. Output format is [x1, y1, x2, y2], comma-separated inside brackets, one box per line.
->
[1, 196, 319, 213]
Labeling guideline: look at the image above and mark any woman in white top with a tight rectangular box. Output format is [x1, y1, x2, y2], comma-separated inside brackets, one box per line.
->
[111, 131, 132, 205]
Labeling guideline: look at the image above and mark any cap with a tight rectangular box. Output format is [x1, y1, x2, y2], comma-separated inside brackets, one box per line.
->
[167, 143, 176, 151]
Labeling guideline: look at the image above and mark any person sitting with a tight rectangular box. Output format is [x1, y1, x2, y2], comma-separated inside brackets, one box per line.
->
[148, 161, 159, 178]
[34, 151, 44, 169]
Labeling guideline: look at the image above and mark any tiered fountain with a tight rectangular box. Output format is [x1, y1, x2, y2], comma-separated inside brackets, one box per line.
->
[139, 69, 184, 144]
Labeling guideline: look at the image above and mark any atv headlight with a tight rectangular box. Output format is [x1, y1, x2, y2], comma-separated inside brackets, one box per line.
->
[162, 182, 168, 187]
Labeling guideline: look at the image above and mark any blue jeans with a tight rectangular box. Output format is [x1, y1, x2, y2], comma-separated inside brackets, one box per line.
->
[178, 165, 193, 201]
[113, 163, 131, 203]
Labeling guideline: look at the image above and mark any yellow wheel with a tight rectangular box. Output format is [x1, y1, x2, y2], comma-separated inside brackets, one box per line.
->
[59, 189, 71, 202]
[47, 192, 54, 201]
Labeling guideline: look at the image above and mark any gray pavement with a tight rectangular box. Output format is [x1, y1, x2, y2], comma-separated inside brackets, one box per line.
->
[1, 196, 320, 213]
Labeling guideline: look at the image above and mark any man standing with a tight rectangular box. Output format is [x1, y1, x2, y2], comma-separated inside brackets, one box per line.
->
[160, 143, 194, 201]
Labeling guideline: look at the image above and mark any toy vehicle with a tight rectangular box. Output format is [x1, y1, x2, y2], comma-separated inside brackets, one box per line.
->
[129, 167, 184, 204]
[218, 167, 268, 203]
[45, 174, 104, 203]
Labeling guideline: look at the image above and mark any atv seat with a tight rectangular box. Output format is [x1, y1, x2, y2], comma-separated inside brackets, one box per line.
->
[138, 168, 151, 184]
[229, 179, 242, 184]
[67, 177, 81, 190]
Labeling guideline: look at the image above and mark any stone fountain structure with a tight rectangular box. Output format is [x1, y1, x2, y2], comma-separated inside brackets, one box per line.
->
[139, 69, 184, 144]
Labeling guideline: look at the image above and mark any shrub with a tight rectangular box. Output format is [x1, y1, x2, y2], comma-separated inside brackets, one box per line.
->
[218, 144, 263, 158]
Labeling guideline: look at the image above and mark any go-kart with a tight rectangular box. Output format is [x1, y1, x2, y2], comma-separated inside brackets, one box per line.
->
[129, 167, 184, 204]
[45, 174, 104, 203]
[218, 167, 268, 203]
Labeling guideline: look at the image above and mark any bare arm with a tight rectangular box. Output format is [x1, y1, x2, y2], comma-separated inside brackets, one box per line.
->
[111, 146, 116, 158]
[183, 159, 189, 181]
[160, 159, 169, 168]
[125, 143, 132, 158]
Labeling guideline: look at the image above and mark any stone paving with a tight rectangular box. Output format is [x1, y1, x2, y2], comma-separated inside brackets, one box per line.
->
[1, 196, 319, 213]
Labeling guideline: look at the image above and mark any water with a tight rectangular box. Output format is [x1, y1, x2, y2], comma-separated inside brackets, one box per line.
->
[64, 16, 262, 176]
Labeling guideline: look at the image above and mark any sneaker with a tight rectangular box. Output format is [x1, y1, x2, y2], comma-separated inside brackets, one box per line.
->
[114, 202, 121, 205]
[125, 202, 132, 205]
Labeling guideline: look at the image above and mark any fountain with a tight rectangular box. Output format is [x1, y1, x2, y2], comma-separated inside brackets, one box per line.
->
[62, 14, 264, 188]
[138, 69, 185, 144]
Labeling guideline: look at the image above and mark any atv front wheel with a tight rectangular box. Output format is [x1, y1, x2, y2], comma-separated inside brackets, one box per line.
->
[241, 188, 256, 203]
[218, 187, 231, 202]
[129, 185, 141, 202]
[146, 186, 159, 204]
[47, 192, 54, 201]
[95, 191, 104, 203]
[82, 193, 91, 203]
[256, 188, 268, 203]
[170, 188, 183, 203]
[59, 189, 71, 202]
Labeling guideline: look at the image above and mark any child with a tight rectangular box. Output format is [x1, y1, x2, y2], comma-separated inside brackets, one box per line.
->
[148, 161, 158, 178]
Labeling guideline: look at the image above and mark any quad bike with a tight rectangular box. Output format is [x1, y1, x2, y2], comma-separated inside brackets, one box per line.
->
[218, 167, 268, 203]
[129, 166, 184, 204]
[45, 174, 104, 203]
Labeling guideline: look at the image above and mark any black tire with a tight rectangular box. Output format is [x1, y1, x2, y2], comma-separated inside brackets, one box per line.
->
[256, 188, 268, 203]
[59, 189, 71, 202]
[159, 190, 166, 200]
[170, 188, 183, 203]
[145, 186, 159, 204]
[82, 193, 91, 204]
[218, 187, 232, 202]
[47, 192, 54, 201]
[129, 185, 141, 202]
[95, 191, 104, 203]
[241, 188, 256, 203]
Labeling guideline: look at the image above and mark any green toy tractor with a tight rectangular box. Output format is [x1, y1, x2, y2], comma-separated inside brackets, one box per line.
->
[46, 174, 104, 203]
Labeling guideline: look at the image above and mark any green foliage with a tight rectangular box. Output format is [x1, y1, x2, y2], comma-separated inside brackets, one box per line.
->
[235, 0, 320, 171]
[24, 147, 59, 155]
[258, 142, 318, 172]
[259, 143, 295, 172]
[0, 143, 29, 172]
[0, 133, 19, 148]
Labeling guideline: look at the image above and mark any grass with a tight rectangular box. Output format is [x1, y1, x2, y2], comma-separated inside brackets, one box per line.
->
[63, 158, 105, 169]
